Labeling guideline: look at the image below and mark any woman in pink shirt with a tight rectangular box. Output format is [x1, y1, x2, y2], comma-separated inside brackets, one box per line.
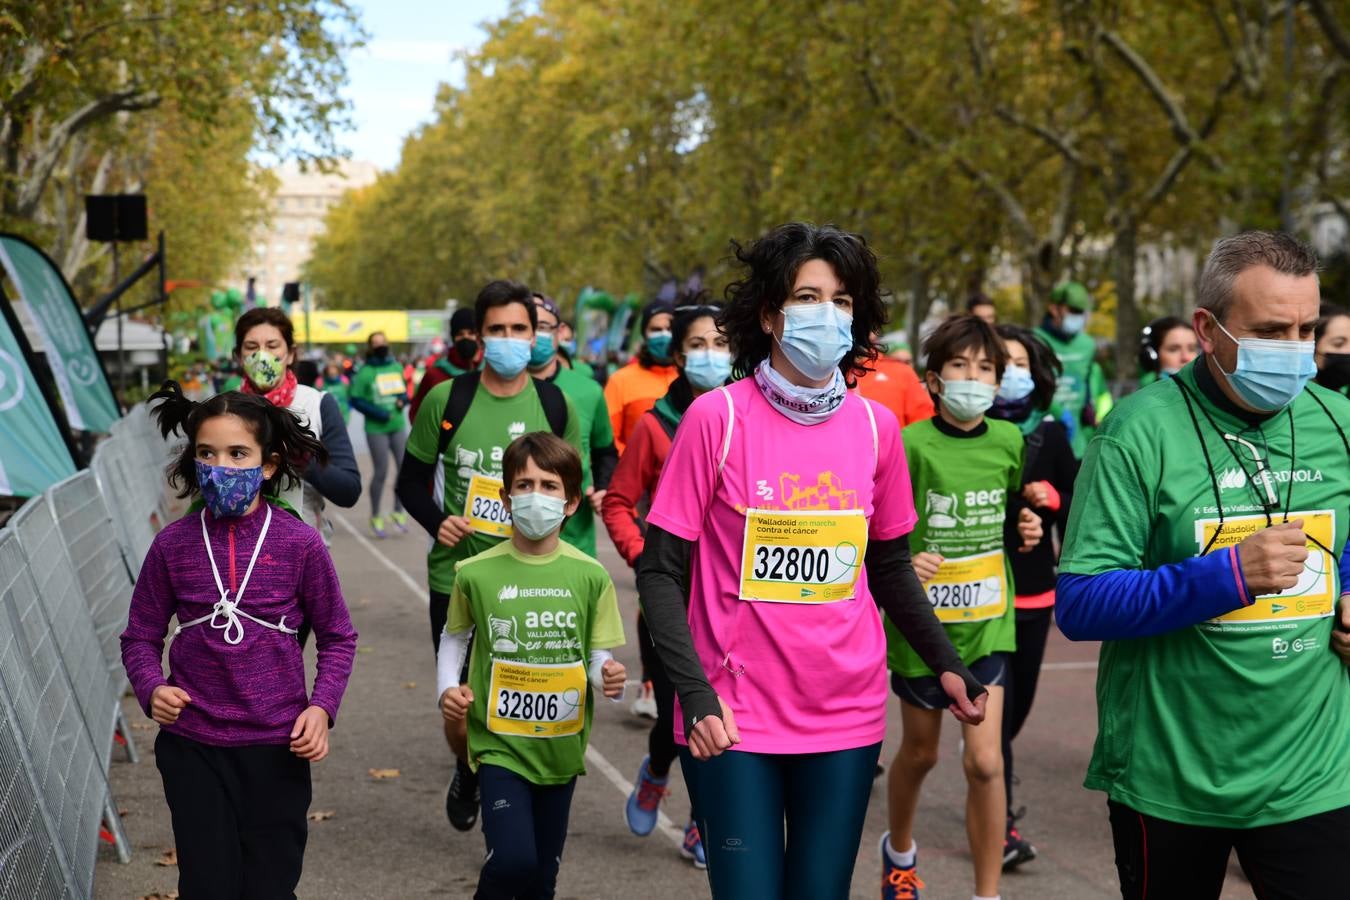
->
[637, 222, 987, 899]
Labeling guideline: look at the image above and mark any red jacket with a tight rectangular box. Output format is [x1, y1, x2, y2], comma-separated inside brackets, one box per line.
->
[600, 410, 672, 569]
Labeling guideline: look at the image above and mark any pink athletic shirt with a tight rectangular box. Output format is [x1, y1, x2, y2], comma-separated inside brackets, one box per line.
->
[646, 377, 917, 754]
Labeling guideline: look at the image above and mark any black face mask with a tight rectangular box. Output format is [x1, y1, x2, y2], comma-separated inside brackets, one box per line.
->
[453, 338, 479, 361]
[1318, 352, 1350, 392]
[369, 346, 390, 363]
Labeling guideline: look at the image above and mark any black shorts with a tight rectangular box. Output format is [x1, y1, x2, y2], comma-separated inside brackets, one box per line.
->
[891, 652, 1009, 710]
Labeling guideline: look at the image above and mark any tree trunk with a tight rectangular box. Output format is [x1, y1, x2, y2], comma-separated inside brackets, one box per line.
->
[1112, 222, 1140, 384]
[906, 263, 931, 356]
[1022, 242, 1053, 327]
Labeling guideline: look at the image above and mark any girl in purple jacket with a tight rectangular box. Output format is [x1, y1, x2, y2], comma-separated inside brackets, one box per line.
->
[121, 384, 358, 900]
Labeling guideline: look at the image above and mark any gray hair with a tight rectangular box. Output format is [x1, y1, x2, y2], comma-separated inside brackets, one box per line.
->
[1197, 231, 1319, 321]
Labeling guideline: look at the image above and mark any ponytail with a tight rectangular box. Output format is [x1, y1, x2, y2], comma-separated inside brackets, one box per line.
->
[149, 381, 328, 499]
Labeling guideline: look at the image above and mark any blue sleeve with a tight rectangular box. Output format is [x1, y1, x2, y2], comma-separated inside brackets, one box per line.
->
[304, 393, 362, 507]
[1056, 545, 1253, 641]
[349, 396, 388, 421]
[1340, 541, 1350, 597]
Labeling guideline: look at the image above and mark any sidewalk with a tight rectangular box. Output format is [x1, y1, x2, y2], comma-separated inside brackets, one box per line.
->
[95, 458, 1256, 899]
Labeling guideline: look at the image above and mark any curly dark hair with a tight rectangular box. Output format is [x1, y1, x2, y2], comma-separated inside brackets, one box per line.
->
[149, 381, 328, 500]
[719, 223, 884, 384]
[995, 323, 1061, 411]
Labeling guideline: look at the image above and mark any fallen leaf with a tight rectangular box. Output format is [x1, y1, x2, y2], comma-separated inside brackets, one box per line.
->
[357, 647, 374, 655]
[308, 810, 336, 822]
[138, 892, 179, 900]
[131, 722, 154, 731]
[155, 848, 178, 867]
[402, 681, 417, 689]
[367, 768, 401, 780]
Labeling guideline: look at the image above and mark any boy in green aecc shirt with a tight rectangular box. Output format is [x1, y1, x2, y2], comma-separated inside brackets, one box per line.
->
[437, 431, 626, 898]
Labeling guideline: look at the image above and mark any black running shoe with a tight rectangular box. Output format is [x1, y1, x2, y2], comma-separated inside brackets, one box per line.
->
[445, 760, 480, 832]
[1003, 813, 1037, 871]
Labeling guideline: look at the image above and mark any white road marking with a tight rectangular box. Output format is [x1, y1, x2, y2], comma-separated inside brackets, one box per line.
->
[332, 508, 686, 849]
[1041, 660, 1098, 670]
[331, 512, 428, 602]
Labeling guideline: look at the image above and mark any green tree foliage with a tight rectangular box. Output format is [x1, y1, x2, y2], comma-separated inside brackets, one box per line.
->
[308, 0, 1349, 368]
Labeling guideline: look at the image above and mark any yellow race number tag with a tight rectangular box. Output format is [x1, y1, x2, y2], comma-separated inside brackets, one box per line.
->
[738, 509, 867, 603]
[925, 550, 1008, 623]
[1200, 510, 1337, 624]
[487, 659, 586, 738]
[375, 371, 405, 397]
[464, 474, 512, 538]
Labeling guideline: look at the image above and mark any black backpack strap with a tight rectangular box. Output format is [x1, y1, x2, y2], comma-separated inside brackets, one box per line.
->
[437, 371, 483, 459]
[534, 377, 569, 438]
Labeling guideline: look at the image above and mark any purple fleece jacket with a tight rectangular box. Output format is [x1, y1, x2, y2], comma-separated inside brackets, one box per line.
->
[120, 501, 358, 746]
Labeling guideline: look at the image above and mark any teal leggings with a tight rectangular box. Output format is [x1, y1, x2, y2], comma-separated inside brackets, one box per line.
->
[679, 742, 881, 899]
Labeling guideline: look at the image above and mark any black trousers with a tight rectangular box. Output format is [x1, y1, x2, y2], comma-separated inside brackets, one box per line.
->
[476, 764, 577, 900]
[155, 730, 311, 900]
[1108, 800, 1350, 900]
[637, 612, 679, 778]
[1001, 606, 1054, 816]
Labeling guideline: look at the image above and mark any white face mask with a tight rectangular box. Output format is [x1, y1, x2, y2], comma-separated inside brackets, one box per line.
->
[509, 491, 567, 540]
[938, 377, 997, 421]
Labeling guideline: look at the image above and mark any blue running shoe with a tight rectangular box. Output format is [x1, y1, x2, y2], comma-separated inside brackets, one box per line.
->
[880, 831, 924, 900]
[624, 756, 668, 836]
[680, 820, 707, 869]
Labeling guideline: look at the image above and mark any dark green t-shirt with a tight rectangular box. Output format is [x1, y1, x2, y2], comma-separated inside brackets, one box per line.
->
[448, 540, 625, 784]
[1061, 360, 1350, 827]
[548, 366, 615, 557]
[349, 359, 408, 435]
[405, 378, 583, 593]
[886, 416, 1023, 676]
[1034, 326, 1101, 458]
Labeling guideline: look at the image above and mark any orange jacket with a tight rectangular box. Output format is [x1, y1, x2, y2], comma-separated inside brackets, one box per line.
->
[603, 359, 678, 453]
[854, 357, 934, 427]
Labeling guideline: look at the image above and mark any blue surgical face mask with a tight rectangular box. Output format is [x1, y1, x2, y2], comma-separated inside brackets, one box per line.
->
[195, 460, 265, 518]
[646, 331, 673, 361]
[559, 339, 577, 357]
[528, 332, 556, 369]
[1212, 316, 1316, 411]
[938, 377, 997, 422]
[997, 364, 1035, 402]
[1061, 311, 1088, 336]
[684, 349, 732, 390]
[509, 491, 567, 540]
[483, 337, 532, 378]
[778, 302, 854, 381]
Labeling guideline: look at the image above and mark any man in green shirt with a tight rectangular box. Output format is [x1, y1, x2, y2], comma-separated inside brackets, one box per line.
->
[1057, 231, 1350, 898]
[1034, 281, 1105, 458]
[527, 293, 617, 557]
[349, 331, 409, 536]
[396, 279, 583, 833]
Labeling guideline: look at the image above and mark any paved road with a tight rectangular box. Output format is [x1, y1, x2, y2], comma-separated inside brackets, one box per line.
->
[96, 455, 1257, 899]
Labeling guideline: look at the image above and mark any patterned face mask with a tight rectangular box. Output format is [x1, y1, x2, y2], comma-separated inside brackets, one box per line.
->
[195, 460, 265, 518]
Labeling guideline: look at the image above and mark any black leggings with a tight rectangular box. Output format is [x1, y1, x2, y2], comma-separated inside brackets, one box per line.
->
[1001, 605, 1054, 816]
[477, 764, 577, 900]
[637, 612, 679, 778]
[155, 730, 311, 900]
[1108, 800, 1350, 900]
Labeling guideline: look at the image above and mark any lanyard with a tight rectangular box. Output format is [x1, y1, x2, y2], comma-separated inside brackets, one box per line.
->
[174, 506, 298, 645]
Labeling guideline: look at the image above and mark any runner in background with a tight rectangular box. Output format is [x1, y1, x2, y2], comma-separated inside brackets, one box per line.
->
[856, 330, 935, 427]
[527, 292, 617, 558]
[318, 360, 351, 424]
[604, 299, 679, 453]
[411, 307, 480, 423]
[1137, 316, 1199, 389]
[1314, 304, 1350, 395]
[349, 331, 410, 537]
[1035, 281, 1104, 458]
[988, 323, 1078, 870]
[967, 293, 997, 325]
[883, 314, 1042, 900]
[602, 303, 728, 869]
[396, 279, 582, 834]
[1058, 231, 1350, 899]
[437, 433, 625, 900]
[638, 223, 986, 899]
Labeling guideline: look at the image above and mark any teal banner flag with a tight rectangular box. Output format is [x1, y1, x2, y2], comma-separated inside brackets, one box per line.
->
[0, 295, 78, 496]
[0, 233, 119, 432]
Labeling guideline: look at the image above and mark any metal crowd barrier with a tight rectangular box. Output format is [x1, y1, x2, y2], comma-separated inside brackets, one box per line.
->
[0, 403, 173, 897]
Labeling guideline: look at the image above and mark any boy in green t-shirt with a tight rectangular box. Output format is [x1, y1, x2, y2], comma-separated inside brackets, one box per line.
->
[881, 315, 1042, 900]
[438, 432, 626, 898]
